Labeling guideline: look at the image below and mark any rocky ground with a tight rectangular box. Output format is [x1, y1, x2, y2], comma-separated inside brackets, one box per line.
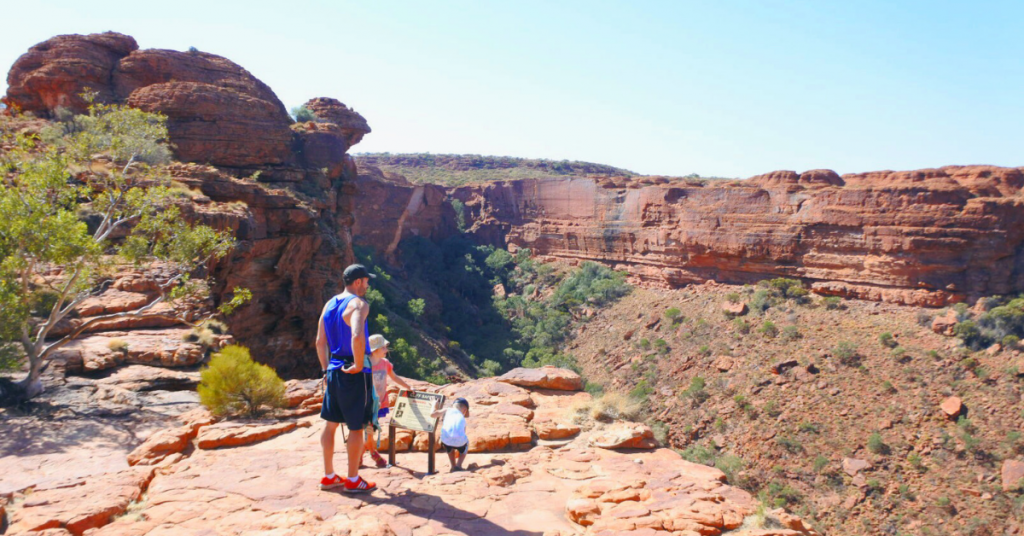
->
[568, 283, 1024, 535]
[1, 366, 820, 536]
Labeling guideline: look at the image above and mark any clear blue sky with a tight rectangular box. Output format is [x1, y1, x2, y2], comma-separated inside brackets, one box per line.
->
[3, 1, 1022, 177]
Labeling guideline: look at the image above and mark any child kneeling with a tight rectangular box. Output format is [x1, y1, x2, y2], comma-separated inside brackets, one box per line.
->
[431, 397, 470, 472]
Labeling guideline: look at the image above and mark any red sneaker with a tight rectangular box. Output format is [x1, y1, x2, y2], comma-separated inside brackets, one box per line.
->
[343, 476, 377, 493]
[370, 451, 388, 469]
[320, 474, 344, 490]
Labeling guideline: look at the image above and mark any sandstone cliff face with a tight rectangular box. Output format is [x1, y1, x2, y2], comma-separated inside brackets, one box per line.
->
[449, 167, 1024, 306]
[5, 32, 373, 375]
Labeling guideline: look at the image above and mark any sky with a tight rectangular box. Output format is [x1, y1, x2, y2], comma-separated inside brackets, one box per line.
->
[2, 1, 1022, 178]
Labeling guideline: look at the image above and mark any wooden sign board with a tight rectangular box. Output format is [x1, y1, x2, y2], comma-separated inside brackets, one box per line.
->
[388, 391, 445, 474]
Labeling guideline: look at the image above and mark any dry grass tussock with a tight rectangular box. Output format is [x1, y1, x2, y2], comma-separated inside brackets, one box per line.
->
[566, 392, 642, 426]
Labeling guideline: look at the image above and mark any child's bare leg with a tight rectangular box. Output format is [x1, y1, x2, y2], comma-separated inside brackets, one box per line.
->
[364, 429, 377, 455]
[455, 449, 467, 469]
[447, 450, 458, 472]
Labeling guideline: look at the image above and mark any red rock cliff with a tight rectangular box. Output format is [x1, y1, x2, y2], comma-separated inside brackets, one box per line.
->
[4, 32, 372, 375]
[446, 167, 1024, 306]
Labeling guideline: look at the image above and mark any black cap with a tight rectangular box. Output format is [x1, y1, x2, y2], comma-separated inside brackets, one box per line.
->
[455, 397, 469, 407]
[343, 264, 376, 285]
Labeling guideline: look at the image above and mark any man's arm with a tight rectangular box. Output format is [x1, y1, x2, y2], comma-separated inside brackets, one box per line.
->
[429, 408, 447, 420]
[315, 304, 330, 372]
[349, 298, 369, 373]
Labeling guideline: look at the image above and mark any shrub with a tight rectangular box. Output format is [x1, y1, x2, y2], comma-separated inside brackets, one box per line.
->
[891, 346, 907, 360]
[907, 452, 925, 472]
[639, 338, 651, 350]
[750, 290, 774, 313]
[291, 105, 317, 123]
[813, 455, 829, 473]
[799, 422, 820, 433]
[879, 332, 897, 348]
[1003, 334, 1020, 349]
[916, 309, 933, 327]
[834, 341, 859, 366]
[575, 392, 641, 423]
[698, 345, 711, 357]
[882, 380, 896, 393]
[759, 321, 778, 338]
[928, 349, 940, 359]
[107, 338, 129, 353]
[629, 380, 654, 402]
[823, 296, 844, 310]
[198, 345, 286, 417]
[760, 481, 802, 508]
[407, 298, 426, 319]
[776, 436, 803, 453]
[584, 381, 604, 396]
[651, 420, 669, 445]
[678, 443, 716, 465]
[664, 307, 682, 322]
[682, 376, 708, 406]
[726, 292, 741, 304]
[654, 338, 668, 354]
[763, 400, 782, 418]
[183, 326, 216, 347]
[200, 319, 229, 335]
[781, 326, 800, 341]
[479, 359, 502, 377]
[954, 320, 983, 349]
[733, 318, 751, 334]
[715, 454, 744, 483]
[867, 432, 889, 454]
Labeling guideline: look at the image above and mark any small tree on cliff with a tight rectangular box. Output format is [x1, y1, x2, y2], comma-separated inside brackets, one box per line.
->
[0, 98, 243, 402]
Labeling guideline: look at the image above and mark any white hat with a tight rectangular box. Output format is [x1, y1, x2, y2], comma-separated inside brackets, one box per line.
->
[369, 334, 390, 352]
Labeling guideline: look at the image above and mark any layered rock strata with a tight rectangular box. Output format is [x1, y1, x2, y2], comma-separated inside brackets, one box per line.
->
[445, 167, 1024, 306]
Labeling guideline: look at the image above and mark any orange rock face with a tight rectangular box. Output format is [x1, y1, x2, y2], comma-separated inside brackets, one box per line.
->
[448, 168, 1024, 307]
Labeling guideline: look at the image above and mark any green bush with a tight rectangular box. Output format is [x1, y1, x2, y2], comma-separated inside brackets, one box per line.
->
[407, 298, 426, 319]
[198, 345, 286, 417]
[639, 338, 651, 350]
[665, 307, 682, 321]
[879, 332, 897, 348]
[867, 432, 889, 454]
[678, 443, 716, 466]
[725, 292, 741, 304]
[715, 454, 744, 483]
[891, 346, 907, 360]
[733, 318, 751, 334]
[759, 321, 778, 338]
[479, 359, 502, 377]
[813, 455, 829, 473]
[629, 380, 654, 402]
[682, 376, 709, 406]
[291, 105, 317, 123]
[750, 290, 774, 314]
[834, 341, 859, 366]
[698, 344, 711, 357]
[823, 296, 844, 310]
[781, 326, 800, 341]
[760, 481, 802, 508]
[651, 420, 669, 445]
[654, 338, 668, 354]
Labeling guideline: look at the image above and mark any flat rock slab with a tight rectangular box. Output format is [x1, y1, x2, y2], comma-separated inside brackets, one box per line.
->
[1003, 459, 1024, 492]
[96, 364, 200, 392]
[498, 366, 584, 391]
[6, 467, 154, 535]
[590, 422, 657, 450]
[197, 420, 309, 449]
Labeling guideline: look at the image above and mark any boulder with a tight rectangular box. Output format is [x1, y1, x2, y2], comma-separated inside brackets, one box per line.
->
[1002, 460, 1024, 492]
[498, 366, 584, 391]
[3, 32, 138, 115]
[841, 457, 871, 476]
[590, 423, 657, 450]
[940, 396, 963, 419]
[126, 426, 194, 466]
[722, 301, 748, 316]
[932, 309, 959, 336]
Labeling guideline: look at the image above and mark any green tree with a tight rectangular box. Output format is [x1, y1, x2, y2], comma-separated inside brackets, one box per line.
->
[0, 102, 240, 401]
[197, 345, 286, 417]
[407, 298, 426, 319]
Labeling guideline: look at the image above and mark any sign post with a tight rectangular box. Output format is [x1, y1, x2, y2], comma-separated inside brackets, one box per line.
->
[388, 390, 445, 473]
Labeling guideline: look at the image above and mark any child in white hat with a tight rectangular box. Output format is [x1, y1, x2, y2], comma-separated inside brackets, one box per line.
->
[365, 334, 411, 468]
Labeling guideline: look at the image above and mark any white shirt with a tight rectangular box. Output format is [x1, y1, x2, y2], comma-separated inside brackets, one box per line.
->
[439, 407, 468, 447]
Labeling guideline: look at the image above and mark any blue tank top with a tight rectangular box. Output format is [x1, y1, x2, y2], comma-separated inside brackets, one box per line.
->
[323, 293, 371, 372]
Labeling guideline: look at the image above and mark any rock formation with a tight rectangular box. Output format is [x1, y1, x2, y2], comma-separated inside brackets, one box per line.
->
[443, 167, 1024, 306]
[3, 368, 820, 535]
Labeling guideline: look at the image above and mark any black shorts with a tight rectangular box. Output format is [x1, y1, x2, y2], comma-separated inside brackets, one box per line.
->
[442, 441, 468, 455]
[320, 368, 373, 431]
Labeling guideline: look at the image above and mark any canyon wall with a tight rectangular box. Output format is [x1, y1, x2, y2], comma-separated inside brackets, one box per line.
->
[4, 32, 371, 375]
[448, 168, 1024, 306]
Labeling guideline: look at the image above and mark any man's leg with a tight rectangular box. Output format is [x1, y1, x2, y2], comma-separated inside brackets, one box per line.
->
[321, 422, 339, 475]
[346, 425, 365, 479]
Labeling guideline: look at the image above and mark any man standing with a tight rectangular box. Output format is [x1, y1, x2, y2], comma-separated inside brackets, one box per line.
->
[316, 264, 377, 492]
